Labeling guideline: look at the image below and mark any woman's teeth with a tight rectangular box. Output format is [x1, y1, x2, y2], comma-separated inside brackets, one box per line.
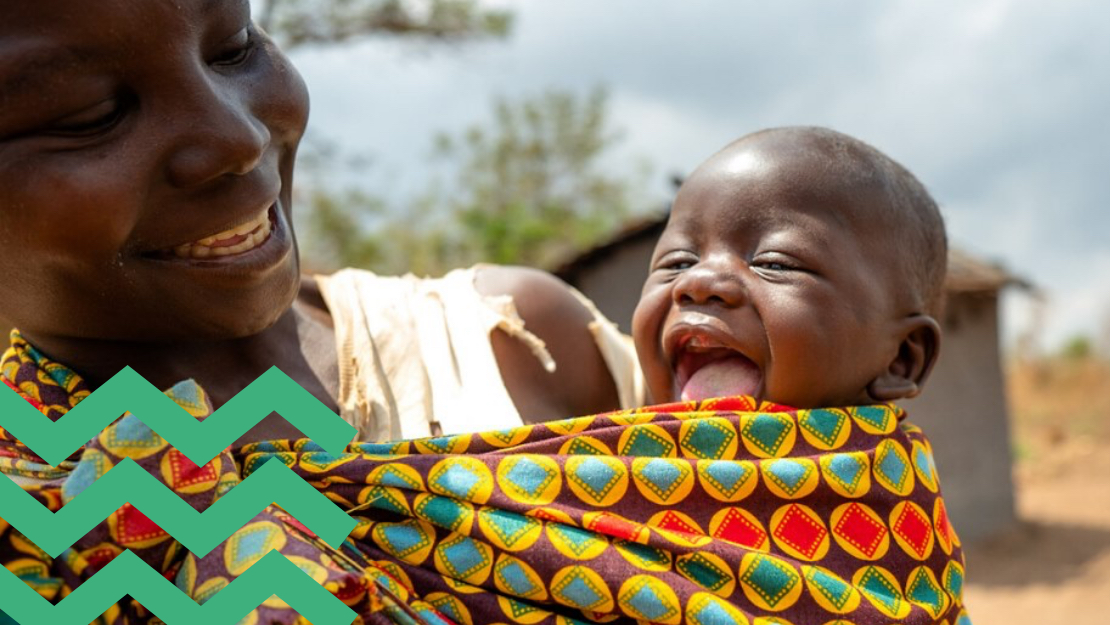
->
[171, 211, 272, 259]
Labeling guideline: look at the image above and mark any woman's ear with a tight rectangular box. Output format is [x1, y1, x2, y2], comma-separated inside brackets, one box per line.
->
[867, 315, 942, 402]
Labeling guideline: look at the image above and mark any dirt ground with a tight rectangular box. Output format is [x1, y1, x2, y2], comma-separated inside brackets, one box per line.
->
[962, 437, 1110, 624]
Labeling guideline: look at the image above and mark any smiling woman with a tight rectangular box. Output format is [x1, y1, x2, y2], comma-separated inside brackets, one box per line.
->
[0, 0, 635, 445]
[0, 2, 646, 621]
[0, 0, 304, 341]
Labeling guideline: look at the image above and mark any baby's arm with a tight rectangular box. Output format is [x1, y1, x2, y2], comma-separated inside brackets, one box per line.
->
[475, 265, 624, 422]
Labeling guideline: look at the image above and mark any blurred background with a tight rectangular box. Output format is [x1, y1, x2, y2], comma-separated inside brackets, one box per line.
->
[268, 1, 1109, 621]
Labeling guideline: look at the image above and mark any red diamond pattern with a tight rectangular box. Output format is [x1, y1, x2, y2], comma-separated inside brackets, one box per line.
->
[114, 503, 168, 547]
[773, 504, 827, 559]
[714, 508, 767, 548]
[934, 499, 954, 549]
[833, 503, 887, 558]
[82, 545, 120, 576]
[656, 511, 701, 536]
[935, 504, 950, 536]
[586, 513, 643, 542]
[165, 448, 219, 490]
[894, 504, 933, 557]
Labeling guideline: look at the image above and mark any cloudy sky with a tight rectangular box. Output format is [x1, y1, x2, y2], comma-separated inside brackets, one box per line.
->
[287, 0, 1110, 351]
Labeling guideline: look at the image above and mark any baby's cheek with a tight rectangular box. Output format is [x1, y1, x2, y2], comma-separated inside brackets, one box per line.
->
[631, 295, 662, 358]
[641, 354, 674, 405]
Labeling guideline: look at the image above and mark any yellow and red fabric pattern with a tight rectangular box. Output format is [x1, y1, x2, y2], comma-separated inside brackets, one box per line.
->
[1, 331, 970, 624]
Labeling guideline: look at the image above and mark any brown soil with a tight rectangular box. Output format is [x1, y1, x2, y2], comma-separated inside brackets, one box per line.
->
[962, 357, 1110, 624]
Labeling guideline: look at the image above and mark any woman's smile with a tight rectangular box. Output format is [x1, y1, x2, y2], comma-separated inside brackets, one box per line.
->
[144, 203, 293, 275]
[175, 207, 272, 258]
[156, 204, 275, 260]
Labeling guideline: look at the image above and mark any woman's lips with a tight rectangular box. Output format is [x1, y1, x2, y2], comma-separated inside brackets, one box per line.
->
[161, 206, 274, 259]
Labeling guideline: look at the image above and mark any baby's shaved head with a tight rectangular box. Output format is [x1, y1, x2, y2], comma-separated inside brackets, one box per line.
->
[637, 126, 947, 407]
[721, 126, 948, 316]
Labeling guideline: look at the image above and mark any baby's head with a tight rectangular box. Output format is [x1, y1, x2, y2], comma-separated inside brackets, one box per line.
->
[0, 0, 308, 344]
[633, 127, 946, 409]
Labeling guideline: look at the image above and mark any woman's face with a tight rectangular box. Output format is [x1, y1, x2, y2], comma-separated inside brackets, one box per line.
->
[0, 0, 309, 342]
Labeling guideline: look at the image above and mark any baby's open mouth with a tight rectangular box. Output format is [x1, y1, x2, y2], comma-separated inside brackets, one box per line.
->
[159, 206, 274, 259]
[673, 334, 762, 402]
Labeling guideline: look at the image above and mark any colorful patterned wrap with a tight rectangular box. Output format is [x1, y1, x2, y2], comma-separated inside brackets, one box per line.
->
[1, 332, 971, 624]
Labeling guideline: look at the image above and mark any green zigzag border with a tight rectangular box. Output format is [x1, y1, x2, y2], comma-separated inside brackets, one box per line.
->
[0, 549, 358, 625]
[0, 457, 356, 558]
[0, 366, 365, 624]
[0, 366, 357, 466]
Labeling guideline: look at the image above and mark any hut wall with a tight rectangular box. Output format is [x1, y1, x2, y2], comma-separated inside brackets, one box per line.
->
[900, 291, 1018, 543]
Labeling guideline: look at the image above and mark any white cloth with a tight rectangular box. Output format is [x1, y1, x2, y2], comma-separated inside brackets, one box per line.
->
[314, 265, 645, 441]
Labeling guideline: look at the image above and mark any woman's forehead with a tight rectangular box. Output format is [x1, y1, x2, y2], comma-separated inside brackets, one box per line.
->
[1, 0, 251, 46]
[0, 0, 252, 97]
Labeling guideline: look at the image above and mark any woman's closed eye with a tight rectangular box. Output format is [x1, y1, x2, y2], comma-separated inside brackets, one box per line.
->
[43, 97, 126, 138]
[210, 27, 258, 67]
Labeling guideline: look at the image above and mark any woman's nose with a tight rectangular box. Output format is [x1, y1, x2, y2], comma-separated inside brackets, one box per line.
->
[165, 80, 272, 188]
[673, 261, 747, 307]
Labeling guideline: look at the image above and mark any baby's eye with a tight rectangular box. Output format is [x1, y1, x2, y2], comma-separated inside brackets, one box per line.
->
[752, 255, 804, 274]
[43, 98, 126, 138]
[656, 253, 697, 272]
[211, 28, 257, 67]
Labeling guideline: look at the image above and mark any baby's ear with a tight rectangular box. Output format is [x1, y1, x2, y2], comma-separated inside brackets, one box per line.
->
[867, 315, 942, 402]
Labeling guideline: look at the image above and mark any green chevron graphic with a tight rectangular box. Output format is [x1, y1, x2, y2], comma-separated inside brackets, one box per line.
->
[0, 549, 357, 625]
[0, 366, 368, 623]
[0, 366, 356, 467]
[0, 457, 356, 558]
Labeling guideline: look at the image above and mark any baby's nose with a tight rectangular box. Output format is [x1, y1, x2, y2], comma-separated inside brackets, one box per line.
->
[673, 262, 746, 307]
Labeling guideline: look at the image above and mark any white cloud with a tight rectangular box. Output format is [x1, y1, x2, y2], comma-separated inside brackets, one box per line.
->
[288, 0, 1110, 348]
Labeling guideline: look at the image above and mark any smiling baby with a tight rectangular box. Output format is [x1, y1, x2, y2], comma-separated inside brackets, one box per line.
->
[633, 126, 946, 410]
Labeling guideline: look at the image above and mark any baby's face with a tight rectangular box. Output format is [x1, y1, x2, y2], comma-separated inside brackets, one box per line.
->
[0, 0, 308, 342]
[633, 139, 908, 409]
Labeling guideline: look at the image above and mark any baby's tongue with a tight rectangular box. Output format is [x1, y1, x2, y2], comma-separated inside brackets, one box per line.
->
[680, 355, 762, 402]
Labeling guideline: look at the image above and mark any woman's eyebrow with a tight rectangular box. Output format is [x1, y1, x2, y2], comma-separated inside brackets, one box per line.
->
[0, 45, 97, 104]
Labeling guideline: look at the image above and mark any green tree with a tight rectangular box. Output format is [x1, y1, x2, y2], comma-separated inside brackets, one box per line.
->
[300, 187, 386, 271]
[257, 0, 512, 48]
[423, 87, 643, 271]
[1060, 335, 1093, 361]
[315, 88, 650, 276]
[258, 3, 647, 276]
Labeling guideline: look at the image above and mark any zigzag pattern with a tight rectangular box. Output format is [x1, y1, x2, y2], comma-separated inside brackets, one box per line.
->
[0, 366, 357, 466]
[0, 549, 358, 625]
[0, 457, 356, 558]
[0, 366, 365, 623]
